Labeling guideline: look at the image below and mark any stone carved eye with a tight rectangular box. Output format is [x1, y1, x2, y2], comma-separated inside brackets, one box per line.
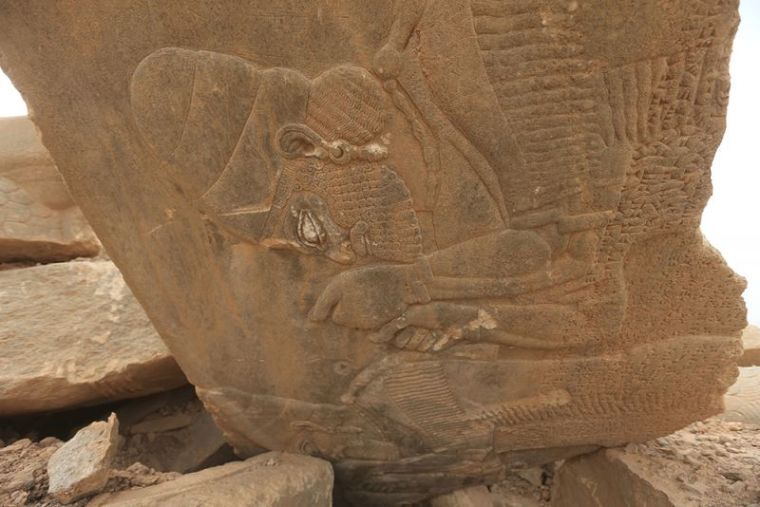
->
[297, 209, 327, 250]
[328, 140, 353, 165]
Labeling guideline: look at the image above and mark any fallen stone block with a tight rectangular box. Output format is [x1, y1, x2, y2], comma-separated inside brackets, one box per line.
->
[107, 462, 180, 489]
[0, 116, 99, 262]
[514, 467, 545, 488]
[552, 418, 760, 506]
[47, 414, 120, 504]
[89, 452, 333, 506]
[739, 326, 760, 367]
[0, 260, 187, 416]
[722, 366, 760, 425]
[552, 448, 681, 507]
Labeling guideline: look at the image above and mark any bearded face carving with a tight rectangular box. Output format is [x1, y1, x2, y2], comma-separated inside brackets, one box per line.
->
[264, 65, 423, 265]
[264, 161, 423, 264]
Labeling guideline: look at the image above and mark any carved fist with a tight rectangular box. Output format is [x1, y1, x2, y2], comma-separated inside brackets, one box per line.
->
[373, 45, 402, 80]
[308, 261, 433, 330]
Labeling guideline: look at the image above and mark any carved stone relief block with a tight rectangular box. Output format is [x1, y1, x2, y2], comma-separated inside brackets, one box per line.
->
[0, 0, 745, 503]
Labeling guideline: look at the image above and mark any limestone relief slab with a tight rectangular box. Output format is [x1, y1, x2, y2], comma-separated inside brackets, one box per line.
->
[0, 0, 745, 504]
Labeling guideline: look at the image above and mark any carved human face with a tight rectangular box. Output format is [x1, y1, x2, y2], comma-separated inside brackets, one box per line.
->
[262, 191, 358, 264]
[268, 123, 421, 265]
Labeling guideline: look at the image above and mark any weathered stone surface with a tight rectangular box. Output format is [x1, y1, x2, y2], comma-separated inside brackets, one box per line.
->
[115, 388, 237, 474]
[48, 414, 120, 504]
[0, 438, 58, 499]
[722, 366, 760, 425]
[159, 412, 234, 473]
[430, 485, 496, 507]
[551, 419, 760, 507]
[0, 1, 745, 504]
[553, 448, 681, 506]
[739, 325, 760, 367]
[89, 452, 333, 507]
[430, 471, 552, 506]
[720, 328, 760, 425]
[0, 261, 186, 416]
[0, 116, 99, 262]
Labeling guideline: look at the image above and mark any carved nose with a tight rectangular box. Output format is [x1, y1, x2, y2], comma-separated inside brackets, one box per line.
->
[325, 242, 356, 265]
[350, 221, 369, 257]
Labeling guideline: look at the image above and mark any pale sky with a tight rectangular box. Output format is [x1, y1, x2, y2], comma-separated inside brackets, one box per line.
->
[0, 3, 758, 325]
[0, 70, 25, 116]
[701, 1, 760, 325]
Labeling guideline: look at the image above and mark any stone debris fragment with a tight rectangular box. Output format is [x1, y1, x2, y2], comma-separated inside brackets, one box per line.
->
[0, 438, 59, 505]
[0, 260, 186, 416]
[0, 116, 99, 262]
[722, 366, 760, 425]
[429, 469, 552, 506]
[552, 419, 760, 506]
[430, 485, 496, 507]
[739, 326, 760, 367]
[514, 467, 545, 488]
[162, 411, 235, 473]
[47, 414, 120, 504]
[88, 452, 333, 507]
[129, 414, 193, 435]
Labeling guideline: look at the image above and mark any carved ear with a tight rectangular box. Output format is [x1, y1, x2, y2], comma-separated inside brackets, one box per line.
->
[276, 124, 328, 159]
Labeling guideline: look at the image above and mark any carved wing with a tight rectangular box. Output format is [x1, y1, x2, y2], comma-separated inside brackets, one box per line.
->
[470, 0, 614, 217]
[470, 0, 736, 266]
[598, 46, 733, 264]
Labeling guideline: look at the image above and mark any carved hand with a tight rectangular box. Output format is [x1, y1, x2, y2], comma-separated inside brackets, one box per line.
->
[308, 260, 433, 330]
[369, 302, 483, 352]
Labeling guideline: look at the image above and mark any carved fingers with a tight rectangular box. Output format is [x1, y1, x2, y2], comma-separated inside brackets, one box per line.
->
[369, 302, 479, 352]
[394, 327, 464, 352]
[307, 265, 411, 329]
[393, 328, 443, 352]
[308, 262, 433, 330]
[368, 315, 410, 344]
[308, 280, 343, 323]
[370, 320, 449, 352]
